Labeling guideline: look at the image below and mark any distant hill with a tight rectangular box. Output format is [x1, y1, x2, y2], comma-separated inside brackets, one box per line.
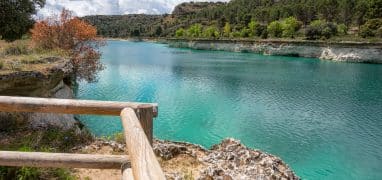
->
[82, 0, 382, 40]
[172, 2, 226, 16]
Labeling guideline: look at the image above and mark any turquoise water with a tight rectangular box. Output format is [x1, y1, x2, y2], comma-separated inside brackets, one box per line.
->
[77, 40, 382, 179]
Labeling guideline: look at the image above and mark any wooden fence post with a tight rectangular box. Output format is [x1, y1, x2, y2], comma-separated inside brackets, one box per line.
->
[135, 105, 154, 145]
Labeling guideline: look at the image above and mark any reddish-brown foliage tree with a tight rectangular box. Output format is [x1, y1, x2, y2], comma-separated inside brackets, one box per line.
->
[31, 9, 105, 82]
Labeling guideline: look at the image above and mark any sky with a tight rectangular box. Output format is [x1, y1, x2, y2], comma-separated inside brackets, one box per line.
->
[37, 0, 229, 18]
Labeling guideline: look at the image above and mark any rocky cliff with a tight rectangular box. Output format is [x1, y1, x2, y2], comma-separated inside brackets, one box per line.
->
[0, 57, 79, 131]
[166, 39, 382, 63]
[73, 138, 299, 180]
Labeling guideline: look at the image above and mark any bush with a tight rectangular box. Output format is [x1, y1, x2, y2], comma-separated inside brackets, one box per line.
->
[187, 24, 202, 38]
[281, 17, 301, 38]
[223, 22, 231, 37]
[31, 9, 105, 82]
[337, 24, 348, 36]
[267, 21, 283, 38]
[359, 18, 382, 38]
[203, 26, 220, 38]
[261, 29, 268, 39]
[231, 31, 241, 38]
[240, 28, 250, 38]
[248, 20, 259, 37]
[175, 28, 185, 37]
[0, 61, 3, 69]
[305, 20, 337, 40]
[322, 23, 337, 39]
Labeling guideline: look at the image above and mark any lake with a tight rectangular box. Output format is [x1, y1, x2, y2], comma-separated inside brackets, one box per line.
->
[77, 40, 382, 179]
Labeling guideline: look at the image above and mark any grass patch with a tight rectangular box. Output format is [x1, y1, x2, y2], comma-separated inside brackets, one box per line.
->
[101, 132, 125, 144]
[0, 40, 70, 73]
[0, 126, 93, 180]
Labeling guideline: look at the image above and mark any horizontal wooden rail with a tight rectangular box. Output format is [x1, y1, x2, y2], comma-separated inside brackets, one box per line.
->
[0, 151, 130, 169]
[0, 96, 157, 117]
[121, 108, 165, 180]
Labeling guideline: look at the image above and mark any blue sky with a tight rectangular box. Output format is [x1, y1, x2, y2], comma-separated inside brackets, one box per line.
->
[37, 0, 229, 17]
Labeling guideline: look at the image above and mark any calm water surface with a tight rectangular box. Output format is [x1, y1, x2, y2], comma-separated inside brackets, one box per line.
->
[77, 40, 382, 179]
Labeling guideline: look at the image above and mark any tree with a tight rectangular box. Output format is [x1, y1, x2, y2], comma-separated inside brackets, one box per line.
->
[187, 24, 202, 38]
[367, 0, 382, 19]
[223, 22, 231, 37]
[281, 17, 301, 38]
[31, 9, 105, 82]
[175, 28, 185, 37]
[337, 24, 348, 36]
[359, 18, 382, 37]
[248, 20, 259, 37]
[0, 0, 45, 41]
[155, 26, 162, 36]
[203, 26, 220, 38]
[305, 20, 337, 40]
[267, 21, 283, 38]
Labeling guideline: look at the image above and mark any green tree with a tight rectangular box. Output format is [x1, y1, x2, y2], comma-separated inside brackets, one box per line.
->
[359, 18, 382, 37]
[223, 22, 231, 37]
[305, 20, 337, 40]
[187, 24, 202, 38]
[281, 17, 301, 38]
[155, 26, 162, 36]
[203, 26, 220, 38]
[0, 0, 45, 41]
[240, 28, 250, 38]
[248, 20, 259, 37]
[367, 0, 382, 19]
[337, 24, 348, 36]
[175, 28, 185, 37]
[267, 21, 283, 38]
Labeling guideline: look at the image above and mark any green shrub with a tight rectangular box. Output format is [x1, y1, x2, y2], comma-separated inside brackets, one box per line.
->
[203, 26, 220, 38]
[337, 24, 348, 36]
[305, 20, 337, 40]
[240, 28, 250, 38]
[267, 21, 283, 38]
[261, 28, 268, 39]
[0, 61, 3, 69]
[359, 18, 382, 38]
[231, 31, 241, 38]
[223, 22, 231, 37]
[112, 132, 125, 144]
[17, 167, 40, 180]
[281, 17, 301, 38]
[187, 24, 202, 38]
[175, 28, 185, 37]
[248, 20, 259, 37]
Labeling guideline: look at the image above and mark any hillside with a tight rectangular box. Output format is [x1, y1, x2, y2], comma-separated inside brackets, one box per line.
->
[82, 0, 382, 41]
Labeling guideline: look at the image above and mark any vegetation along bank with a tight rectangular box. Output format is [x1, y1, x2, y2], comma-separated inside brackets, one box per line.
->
[165, 39, 382, 63]
[81, 0, 382, 63]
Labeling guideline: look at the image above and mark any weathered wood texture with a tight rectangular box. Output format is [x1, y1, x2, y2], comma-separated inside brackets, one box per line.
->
[0, 96, 157, 117]
[122, 164, 135, 180]
[0, 151, 130, 169]
[135, 106, 154, 145]
[121, 108, 166, 180]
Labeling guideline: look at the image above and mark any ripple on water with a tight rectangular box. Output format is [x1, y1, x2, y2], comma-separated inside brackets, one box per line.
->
[77, 41, 382, 180]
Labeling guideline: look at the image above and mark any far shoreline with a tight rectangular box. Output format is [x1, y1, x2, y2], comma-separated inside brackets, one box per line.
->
[104, 37, 382, 64]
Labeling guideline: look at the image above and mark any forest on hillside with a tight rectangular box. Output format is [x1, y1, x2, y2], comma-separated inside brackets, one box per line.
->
[82, 0, 382, 40]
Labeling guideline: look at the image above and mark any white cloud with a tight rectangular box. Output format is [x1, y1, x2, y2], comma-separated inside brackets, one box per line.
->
[37, 0, 229, 18]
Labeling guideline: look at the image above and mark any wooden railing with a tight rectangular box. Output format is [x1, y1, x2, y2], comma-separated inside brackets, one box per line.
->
[0, 96, 165, 180]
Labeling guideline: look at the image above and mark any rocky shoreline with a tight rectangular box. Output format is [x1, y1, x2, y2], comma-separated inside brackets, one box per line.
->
[165, 39, 382, 63]
[0, 57, 80, 131]
[73, 138, 299, 180]
[0, 56, 299, 179]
